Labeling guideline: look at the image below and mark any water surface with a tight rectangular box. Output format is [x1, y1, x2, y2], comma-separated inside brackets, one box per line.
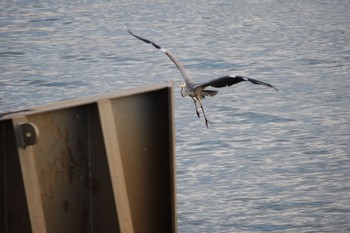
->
[1, 0, 350, 232]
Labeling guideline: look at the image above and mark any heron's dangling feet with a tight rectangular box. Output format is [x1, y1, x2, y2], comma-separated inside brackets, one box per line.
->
[191, 97, 201, 118]
[197, 98, 213, 128]
[204, 117, 213, 128]
[195, 109, 200, 118]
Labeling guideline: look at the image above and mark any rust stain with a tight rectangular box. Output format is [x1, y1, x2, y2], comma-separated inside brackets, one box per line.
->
[62, 200, 69, 213]
[41, 136, 88, 199]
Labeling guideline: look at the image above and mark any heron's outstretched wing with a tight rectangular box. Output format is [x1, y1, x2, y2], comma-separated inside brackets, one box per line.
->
[128, 29, 194, 83]
[198, 75, 279, 91]
[128, 29, 161, 49]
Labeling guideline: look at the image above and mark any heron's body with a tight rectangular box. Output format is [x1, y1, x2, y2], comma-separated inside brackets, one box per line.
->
[128, 29, 278, 128]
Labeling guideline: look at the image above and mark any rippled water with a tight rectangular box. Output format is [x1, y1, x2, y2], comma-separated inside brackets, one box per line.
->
[1, 0, 350, 232]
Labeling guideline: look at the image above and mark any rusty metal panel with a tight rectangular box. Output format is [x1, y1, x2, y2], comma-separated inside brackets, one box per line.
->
[0, 119, 32, 233]
[98, 99, 134, 233]
[12, 104, 120, 233]
[0, 82, 175, 233]
[109, 88, 176, 233]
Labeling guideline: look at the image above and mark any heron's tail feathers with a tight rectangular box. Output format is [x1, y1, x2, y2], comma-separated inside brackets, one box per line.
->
[202, 90, 218, 98]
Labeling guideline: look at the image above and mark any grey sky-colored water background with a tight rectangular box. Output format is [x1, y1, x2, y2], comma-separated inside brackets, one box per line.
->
[1, 0, 350, 232]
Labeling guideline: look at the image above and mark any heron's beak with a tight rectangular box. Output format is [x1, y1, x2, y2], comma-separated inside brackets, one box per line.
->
[180, 87, 185, 97]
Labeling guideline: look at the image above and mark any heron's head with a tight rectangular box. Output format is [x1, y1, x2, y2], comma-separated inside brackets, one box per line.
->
[180, 82, 188, 97]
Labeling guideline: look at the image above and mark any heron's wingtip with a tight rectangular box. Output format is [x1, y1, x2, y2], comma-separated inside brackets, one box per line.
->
[127, 28, 133, 35]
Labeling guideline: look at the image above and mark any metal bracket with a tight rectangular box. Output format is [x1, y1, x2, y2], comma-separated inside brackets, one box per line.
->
[15, 122, 39, 149]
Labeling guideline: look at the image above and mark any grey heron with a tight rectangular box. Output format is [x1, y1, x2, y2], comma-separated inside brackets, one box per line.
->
[128, 29, 279, 128]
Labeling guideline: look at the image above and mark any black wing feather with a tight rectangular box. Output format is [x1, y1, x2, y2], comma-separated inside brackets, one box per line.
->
[199, 75, 279, 91]
[246, 77, 279, 91]
[128, 29, 162, 49]
[198, 75, 246, 88]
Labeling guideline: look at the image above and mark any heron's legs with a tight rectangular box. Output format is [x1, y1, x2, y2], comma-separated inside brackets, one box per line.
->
[197, 98, 213, 128]
[191, 97, 200, 118]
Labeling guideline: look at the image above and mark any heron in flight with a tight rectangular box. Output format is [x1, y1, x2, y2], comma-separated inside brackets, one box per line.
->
[128, 29, 278, 128]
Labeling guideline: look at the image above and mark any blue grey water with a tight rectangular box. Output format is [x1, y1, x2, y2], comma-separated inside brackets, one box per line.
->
[1, 0, 350, 232]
